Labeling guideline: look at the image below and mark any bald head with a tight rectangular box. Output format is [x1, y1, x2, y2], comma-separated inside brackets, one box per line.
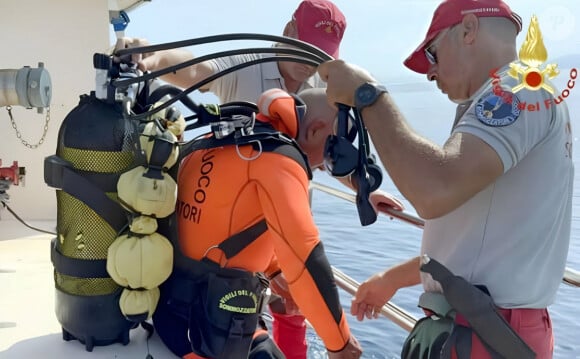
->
[474, 16, 519, 80]
[299, 88, 337, 127]
[295, 87, 337, 168]
[479, 17, 518, 42]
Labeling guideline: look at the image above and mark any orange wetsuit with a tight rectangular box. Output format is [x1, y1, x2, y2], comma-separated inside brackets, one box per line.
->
[175, 94, 351, 353]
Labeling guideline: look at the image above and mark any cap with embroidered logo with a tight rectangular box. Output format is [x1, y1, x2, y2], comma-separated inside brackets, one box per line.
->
[293, 0, 346, 59]
[404, 0, 522, 74]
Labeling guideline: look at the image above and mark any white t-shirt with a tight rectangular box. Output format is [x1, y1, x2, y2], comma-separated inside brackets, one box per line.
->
[421, 65, 574, 308]
[207, 53, 323, 104]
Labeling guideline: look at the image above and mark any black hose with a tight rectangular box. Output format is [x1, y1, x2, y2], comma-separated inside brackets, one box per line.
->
[112, 33, 328, 121]
[125, 55, 317, 121]
[113, 46, 325, 88]
[112, 32, 378, 225]
[148, 84, 199, 113]
[114, 32, 332, 62]
[1, 201, 57, 235]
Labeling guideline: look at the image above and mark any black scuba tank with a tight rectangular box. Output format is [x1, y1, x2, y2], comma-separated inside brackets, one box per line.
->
[44, 54, 139, 351]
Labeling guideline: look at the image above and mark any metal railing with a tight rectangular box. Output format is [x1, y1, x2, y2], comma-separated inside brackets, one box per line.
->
[331, 266, 416, 332]
[563, 267, 580, 287]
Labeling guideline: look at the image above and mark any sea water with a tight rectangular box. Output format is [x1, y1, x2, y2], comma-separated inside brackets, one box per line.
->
[307, 79, 580, 358]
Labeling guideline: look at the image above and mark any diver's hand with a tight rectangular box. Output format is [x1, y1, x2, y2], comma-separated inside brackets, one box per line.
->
[318, 60, 377, 107]
[269, 273, 301, 316]
[327, 334, 363, 359]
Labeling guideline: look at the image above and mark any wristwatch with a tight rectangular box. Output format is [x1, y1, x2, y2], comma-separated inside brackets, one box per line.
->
[354, 82, 388, 110]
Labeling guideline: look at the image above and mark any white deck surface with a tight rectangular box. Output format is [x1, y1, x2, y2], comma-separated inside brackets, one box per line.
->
[0, 219, 176, 358]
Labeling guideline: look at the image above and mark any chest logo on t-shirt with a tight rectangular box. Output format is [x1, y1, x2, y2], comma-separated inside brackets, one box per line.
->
[475, 90, 521, 127]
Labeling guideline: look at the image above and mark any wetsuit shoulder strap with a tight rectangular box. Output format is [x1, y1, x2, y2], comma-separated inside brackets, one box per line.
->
[178, 122, 312, 179]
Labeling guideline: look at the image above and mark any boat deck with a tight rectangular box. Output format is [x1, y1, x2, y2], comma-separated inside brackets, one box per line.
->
[0, 219, 175, 358]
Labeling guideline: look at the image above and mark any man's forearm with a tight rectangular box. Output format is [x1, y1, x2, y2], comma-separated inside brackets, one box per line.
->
[360, 94, 450, 217]
[389, 256, 422, 289]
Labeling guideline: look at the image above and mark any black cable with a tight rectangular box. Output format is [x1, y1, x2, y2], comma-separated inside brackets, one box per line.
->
[124, 55, 318, 121]
[141, 321, 155, 359]
[111, 33, 331, 121]
[147, 84, 198, 112]
[112, 32, 377, 225]
[1, 201, 57, 235]
[114, 32, 332, 63]
[113, 46, 325, 88]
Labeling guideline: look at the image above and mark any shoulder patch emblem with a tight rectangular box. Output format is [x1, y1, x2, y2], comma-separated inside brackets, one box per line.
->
[475, 90, 521, 127]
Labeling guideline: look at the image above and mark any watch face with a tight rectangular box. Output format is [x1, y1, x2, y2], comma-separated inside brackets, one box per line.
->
[356, 83, 377, 108]
[359, 85, 374, 103]
[356, 83, 386, 109]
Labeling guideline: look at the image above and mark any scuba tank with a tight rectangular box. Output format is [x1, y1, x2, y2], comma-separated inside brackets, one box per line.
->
[44, 54, 179, 351]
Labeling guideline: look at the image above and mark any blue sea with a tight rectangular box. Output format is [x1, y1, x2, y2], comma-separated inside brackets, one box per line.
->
[304, 78, 580, 358]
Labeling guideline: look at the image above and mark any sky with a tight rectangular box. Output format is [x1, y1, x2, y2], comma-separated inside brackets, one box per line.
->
[114, 0, 579, 90]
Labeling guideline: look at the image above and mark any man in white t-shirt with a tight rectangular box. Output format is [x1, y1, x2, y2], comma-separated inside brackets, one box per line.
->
[120, 0, 341, 102]
[317, 0, 573, 357]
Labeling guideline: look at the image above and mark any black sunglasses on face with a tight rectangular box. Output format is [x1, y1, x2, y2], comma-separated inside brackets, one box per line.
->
[425, 45, 437, 65]
[424, 26, 453, 65]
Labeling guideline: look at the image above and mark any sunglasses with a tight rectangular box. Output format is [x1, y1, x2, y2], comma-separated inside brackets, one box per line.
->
[424, 46, 438, 65]
[424, 27, 453, 65]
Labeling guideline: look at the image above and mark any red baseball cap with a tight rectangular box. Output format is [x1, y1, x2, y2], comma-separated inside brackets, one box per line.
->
[293, 0, 346, 59]
[404, 0, 522, 74]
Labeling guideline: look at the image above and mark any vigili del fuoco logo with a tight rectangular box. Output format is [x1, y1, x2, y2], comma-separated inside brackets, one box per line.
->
[489, 15, 577, 112]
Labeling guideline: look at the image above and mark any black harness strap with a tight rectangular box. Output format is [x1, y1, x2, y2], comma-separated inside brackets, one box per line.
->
[179, 121, 311, 180]
[217, 219, 268, 260]
[144, 136, 176, 179]
[50, 239, 109, 278]
[420, 256, 536, 359]
[44, 155, 127, 233]
[260, 137, 312, 180]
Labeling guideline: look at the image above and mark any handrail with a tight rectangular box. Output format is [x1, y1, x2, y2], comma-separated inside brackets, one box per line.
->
[310, 181, 580, 288]
[564, 267, 580, 287]
[331, 266, 416, 332]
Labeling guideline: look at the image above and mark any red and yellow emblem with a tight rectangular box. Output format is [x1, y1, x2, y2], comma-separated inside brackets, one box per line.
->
[508, 15, 560, 93]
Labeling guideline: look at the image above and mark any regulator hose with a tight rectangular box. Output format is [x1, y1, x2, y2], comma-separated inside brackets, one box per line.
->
[112, 32, 380, 226]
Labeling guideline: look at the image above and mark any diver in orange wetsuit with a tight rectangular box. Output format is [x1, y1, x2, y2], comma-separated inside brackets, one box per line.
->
[153, 88, 362, 359]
